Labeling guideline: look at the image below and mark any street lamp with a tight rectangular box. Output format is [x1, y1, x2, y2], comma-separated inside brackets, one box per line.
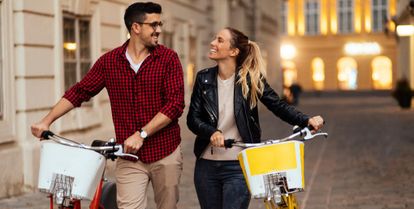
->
[280, 44, 296, 60]
[396, 25, 414, 36]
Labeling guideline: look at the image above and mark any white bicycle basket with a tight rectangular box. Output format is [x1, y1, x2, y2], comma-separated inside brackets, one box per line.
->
[38, 141, 106, 200]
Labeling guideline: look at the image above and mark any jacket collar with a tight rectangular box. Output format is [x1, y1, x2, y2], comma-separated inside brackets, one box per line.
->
[202, 65, 244, 118]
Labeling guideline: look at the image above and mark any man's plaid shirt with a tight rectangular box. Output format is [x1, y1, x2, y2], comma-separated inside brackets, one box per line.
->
[63, 40, 184, 163]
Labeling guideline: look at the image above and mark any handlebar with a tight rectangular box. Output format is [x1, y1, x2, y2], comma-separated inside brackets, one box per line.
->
[224, 126, 328, 148]
[40, 130, 139, 160]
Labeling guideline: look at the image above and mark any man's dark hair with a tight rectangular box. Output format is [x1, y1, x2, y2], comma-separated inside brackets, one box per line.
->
[124, 2, 162, 32]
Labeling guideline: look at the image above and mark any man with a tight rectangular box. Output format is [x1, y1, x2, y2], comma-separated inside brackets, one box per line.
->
[31, 2, 184, 209]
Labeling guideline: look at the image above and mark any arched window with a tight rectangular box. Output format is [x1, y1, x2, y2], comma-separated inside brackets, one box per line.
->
[372, 56, 392, 89]
[337, 57, 358, 90]
[282, 61, 297, 87]
[312, 57, 325, 90]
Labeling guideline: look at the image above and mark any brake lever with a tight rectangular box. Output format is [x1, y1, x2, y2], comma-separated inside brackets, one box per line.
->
[301, 127, 328, 141]
[113, 145, 139, 160]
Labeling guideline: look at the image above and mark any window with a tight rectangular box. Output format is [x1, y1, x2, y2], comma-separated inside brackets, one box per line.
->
[0, 0, 14, 141]
[305, 0, 320, 35]
[337, 57, 358, 90]
[63, 15, 91, 91]
[187, 36, 197, 89]
[312, 58, 325, 90]
[337, 0, 354, 33]
[161, 31, 174, 49]
[0, 5, 3, 120]
[372, 56, 392, 89]
[282, 60, 297, 87]
[280, 1, 289, 35]
[371, 0, 388, 32]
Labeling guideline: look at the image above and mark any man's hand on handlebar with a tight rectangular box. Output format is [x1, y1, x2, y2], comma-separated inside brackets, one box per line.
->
[31, 121, 50, 139]
[124, 133, 144, 154]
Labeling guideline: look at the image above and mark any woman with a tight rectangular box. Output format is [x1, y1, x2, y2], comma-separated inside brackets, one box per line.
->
[187, 27, 324, 209]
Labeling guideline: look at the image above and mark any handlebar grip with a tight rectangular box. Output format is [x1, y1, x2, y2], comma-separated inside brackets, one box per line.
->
[40, 130, 54, 139]
[224, 139, 235, 148]
[91, 140, 108, 147]
[293, 121, 326, 133]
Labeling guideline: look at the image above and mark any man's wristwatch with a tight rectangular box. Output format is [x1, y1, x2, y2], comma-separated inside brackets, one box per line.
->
[139, 129, 148, 139]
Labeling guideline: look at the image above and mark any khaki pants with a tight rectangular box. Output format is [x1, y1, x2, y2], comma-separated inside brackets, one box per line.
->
[115, 146, 183, 209]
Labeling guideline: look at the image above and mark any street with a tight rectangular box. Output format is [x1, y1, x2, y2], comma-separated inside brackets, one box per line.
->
[1, 94, 413, 209]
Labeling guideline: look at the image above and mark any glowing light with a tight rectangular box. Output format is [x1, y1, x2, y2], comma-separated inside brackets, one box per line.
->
[280, 44, 297, 60]
[337, 57, 358, 90]
[344, 42, 381, 56]
[284, 68, 297, 87]
[371, 56, 392, 89]
[312, 58, 325, 82]
[396, 25, 414, 37]
[282, 61, 296, 87]
[63, 42, 77, 51]
[187, 63, 195, 87]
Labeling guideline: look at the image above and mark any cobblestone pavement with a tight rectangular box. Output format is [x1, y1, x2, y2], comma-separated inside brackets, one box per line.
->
[1, 94, 413, 209]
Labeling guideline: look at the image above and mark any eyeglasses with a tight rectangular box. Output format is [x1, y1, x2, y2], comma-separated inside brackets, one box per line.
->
[136, 21, 163, 30]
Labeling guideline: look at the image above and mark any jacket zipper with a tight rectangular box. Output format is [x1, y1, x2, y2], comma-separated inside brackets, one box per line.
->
[201, 91, 217, 124]
[250, 116, 260, 130]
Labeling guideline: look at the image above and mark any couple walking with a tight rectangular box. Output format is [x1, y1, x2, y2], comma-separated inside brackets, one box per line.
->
[31, 2, 324, 209]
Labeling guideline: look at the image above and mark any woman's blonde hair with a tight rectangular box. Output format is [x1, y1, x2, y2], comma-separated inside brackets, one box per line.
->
[226, 27, 267, 109]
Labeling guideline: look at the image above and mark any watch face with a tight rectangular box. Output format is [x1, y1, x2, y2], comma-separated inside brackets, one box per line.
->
[140, 130, 148, 138]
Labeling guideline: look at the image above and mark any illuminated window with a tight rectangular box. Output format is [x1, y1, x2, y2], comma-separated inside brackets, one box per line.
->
[371, 0, 388, 32]
[187, 36, 197, 89]
[282, 61, 297, 87]
[337, 57, 358, 90]
[280, 1, 289, 35]
[312, 58, 325, 90]
[305, 0, 320, 35]
[372, 56, 392, 89]
[337, 0, 354, 33]
[63, 15, 91, 91]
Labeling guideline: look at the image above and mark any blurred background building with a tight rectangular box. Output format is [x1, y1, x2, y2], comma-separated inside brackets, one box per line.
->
[280, 0, 398, 91]
[0, 0, 279, 198]
[395, 0, 414, 88]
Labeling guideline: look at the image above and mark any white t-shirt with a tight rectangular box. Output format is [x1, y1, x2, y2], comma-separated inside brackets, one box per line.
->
[125, 50, 148, 73]
[202, 74, 243, 161]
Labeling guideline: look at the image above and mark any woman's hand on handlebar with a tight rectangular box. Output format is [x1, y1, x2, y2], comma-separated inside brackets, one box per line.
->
[307, 116, 324, 131]
[210, 130, 225, 147]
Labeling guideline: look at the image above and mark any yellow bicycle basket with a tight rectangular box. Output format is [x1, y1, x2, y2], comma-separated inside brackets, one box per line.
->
[237, 141, 305, 198]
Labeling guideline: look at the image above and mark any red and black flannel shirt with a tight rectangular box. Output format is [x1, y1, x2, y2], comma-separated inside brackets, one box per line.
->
[63, 40, 185, 163]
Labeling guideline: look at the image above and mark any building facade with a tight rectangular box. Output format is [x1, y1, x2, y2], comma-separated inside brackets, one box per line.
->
[395, 0, 414, 89]
[280, 0, 398, 91]
[0, 0, 280, 198]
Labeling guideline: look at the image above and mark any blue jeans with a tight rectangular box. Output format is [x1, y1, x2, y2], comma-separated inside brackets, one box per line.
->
[194, 158, 250, 209]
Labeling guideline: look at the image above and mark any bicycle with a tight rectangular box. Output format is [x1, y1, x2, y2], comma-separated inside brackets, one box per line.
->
[37, 130, 138, 209]
[224, 126, 328, 209]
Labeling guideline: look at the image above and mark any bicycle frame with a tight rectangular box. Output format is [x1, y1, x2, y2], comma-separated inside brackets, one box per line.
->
[225, 126, 328, 209]
[46, 178, 103, 209]
[38, 131, 138, 209]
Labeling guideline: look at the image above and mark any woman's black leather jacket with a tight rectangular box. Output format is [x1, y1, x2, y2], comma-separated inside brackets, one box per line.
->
[187, 66, 309, 158]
